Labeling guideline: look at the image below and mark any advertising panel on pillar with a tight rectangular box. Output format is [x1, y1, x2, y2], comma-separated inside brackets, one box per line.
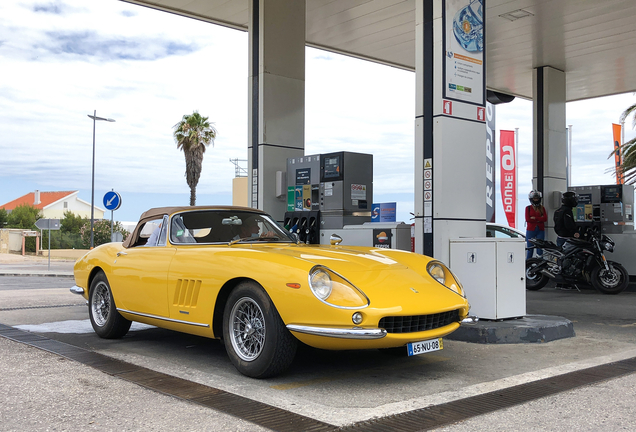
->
[500, 130, 516, 228]
[443, 0, 485, 106]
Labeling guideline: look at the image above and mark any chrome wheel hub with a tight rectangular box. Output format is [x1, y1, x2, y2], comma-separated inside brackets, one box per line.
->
[91, 282, 110, 327]
[230, 297, 265, 361]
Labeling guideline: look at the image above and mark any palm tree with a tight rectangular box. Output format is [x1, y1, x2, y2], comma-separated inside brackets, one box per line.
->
[173, 111, 217, 205]
[611, 102, 636, 184]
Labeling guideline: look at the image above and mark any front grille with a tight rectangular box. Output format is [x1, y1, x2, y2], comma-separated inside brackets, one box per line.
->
[379, 310, 460, 333]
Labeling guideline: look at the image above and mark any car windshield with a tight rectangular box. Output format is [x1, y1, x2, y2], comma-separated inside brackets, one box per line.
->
[487, 224, 523, 238]
[169, 210, 294, 245]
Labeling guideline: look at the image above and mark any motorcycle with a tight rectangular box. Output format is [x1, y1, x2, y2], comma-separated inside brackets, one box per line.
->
[525, 229, 629, 294]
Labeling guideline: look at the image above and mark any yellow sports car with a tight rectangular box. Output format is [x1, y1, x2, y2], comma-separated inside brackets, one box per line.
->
[71, 206, 471, 378]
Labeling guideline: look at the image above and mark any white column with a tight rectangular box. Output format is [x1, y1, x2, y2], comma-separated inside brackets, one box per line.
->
[533, 66, 567, 241]
[248, 0, 305, 220]
[414, 0, 486, 264]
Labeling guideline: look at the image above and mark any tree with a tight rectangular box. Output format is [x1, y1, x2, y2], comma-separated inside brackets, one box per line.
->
[611, 102, 636, 183]
[61, 211, 87, 234]
[0, 208, 7, 229]
[7, 203, 41, 229]
[6, 204, 41, 253]
[80, 219, 129, 248]
[173, 111, 217, 206]
[58, 211, 87, 249]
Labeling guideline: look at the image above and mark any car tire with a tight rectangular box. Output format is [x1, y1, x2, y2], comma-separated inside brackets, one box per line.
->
[223, 281, 297, 378]
[88, 271, 131, 339]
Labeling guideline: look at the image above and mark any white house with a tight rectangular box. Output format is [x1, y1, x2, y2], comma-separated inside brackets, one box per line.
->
[1, 190, 105, 220]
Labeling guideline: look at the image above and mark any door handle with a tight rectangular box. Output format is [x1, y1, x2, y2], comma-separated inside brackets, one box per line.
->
[116, 251, 128, 257]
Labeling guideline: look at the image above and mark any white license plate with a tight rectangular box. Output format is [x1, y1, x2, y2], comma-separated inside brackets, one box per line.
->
[407, 338, 443, 356]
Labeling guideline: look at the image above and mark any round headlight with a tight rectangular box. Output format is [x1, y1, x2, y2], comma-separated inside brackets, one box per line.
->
[426, 261, 464, 297]
[604, 242, 614, 252]
[428, 263, 446, 284]
[309, 268, 332, 300]
[308, 266, 369, 309]
[352, 312, 363, 325]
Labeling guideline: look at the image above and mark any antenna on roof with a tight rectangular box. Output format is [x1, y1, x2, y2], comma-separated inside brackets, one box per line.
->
[229, 159, 248, 178]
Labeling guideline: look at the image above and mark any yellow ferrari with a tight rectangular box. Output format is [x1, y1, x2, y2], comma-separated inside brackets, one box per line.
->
[71, 206, 471, 378]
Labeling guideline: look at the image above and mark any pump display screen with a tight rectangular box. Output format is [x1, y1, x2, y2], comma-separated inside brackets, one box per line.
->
[296, 168, 311, 185]
[323, 156, 341, 179]
[601, 186, 622, 203]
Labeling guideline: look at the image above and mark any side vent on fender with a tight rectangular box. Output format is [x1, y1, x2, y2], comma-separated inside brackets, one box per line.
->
[173, 279, 202, 308]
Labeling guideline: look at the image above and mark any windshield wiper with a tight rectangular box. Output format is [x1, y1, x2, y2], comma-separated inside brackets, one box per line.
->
[228, 236, 282, 246]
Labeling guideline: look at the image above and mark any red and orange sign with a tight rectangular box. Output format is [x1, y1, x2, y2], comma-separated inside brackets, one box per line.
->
[500, 130, 516, 228]
[613, 123, 623, 185]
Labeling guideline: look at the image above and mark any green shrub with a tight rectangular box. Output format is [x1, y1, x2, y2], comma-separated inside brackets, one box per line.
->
[80, 219, 129, 248]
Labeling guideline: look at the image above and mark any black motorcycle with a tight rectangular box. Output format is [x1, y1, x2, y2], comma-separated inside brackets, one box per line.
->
[525, 229, 629, 294]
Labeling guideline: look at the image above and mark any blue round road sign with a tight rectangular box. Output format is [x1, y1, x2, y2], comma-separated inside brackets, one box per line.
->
[103, 191, 122, 211]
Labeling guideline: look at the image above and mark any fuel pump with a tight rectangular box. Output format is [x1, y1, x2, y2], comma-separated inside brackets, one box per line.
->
[568, 184, 636, 275]
[284, 151, 373, 244]
[567, 185, 634, 233]
[319, 151, 373, 228]
[283, 151, 411, 250]
[284, 154, 321, 243]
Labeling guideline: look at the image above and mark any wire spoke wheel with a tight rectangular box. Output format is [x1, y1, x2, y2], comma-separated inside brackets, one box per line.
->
[88, 271, 131, 338]
[223, 281, 297, 378]
[230, 297, 266, 361]
[91, 281, 111, 327]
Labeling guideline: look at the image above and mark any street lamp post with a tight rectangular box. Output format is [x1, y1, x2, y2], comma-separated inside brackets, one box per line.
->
[87, 110, 115, 248]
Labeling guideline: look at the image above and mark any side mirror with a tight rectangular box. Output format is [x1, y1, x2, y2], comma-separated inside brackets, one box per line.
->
[330, 234, 343, 246]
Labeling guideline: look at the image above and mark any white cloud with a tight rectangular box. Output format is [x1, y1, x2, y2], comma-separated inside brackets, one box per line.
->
[0, 0, 247, 201]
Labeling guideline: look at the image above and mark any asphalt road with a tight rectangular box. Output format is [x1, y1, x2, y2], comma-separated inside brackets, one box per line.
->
[0, 276, 72, 290]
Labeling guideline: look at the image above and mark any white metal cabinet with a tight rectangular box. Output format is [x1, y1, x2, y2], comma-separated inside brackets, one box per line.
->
[449, 238, 525, 320]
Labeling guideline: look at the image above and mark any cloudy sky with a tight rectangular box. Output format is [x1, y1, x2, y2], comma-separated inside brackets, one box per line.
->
[1, 0, 635, 227]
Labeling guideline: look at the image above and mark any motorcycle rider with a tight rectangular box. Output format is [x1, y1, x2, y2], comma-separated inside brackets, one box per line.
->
[553, 191, 581, 247]
[552, 191, 583, 290]
[526, 191, 628, 294]
[525, 190, 547, 259]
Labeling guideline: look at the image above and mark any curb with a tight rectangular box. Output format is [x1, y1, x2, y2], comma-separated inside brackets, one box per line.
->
[447, 314, 575, 344]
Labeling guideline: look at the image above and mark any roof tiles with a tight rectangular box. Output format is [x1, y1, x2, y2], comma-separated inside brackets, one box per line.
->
[1, 191, 77, 210]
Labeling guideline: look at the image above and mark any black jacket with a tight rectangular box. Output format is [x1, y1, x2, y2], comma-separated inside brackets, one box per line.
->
[553, 205, 578, 238]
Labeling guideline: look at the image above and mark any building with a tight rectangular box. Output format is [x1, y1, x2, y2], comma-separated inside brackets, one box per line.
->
[0, 190, 105, 220]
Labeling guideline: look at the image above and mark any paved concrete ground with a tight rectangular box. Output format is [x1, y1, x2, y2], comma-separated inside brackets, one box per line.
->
[1, 253, 635, 431]
[0, 337, 268, 432]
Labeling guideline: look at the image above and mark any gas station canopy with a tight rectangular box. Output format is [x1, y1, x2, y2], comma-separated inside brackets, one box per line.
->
[124, 0, 636, 102]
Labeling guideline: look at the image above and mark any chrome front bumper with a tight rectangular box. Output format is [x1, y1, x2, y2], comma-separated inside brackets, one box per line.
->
[288, 316, 477, 339]
[70, 285, 85, 295]
[286, 324, 387, 339]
